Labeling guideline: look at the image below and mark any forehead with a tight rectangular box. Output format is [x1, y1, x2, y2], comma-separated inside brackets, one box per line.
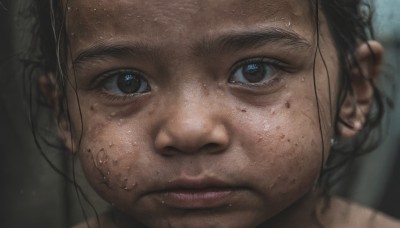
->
[66, 0, 314, 56]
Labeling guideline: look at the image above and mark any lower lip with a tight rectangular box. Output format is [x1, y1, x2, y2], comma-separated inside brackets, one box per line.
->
[158, 188, 238, 209]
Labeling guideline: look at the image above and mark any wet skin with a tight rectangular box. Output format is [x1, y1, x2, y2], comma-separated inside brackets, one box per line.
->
[64, 0, 339, 227]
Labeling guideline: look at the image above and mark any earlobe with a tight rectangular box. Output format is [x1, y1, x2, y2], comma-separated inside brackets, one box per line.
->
[337, 40, 384, 138]
[39, 73, 75, 153]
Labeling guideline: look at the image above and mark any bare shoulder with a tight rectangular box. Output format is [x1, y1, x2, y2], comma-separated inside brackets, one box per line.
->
[321, 196, 400, 228]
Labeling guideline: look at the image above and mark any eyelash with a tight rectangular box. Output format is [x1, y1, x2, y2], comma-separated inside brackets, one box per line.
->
[95, 69, 151, 102]
[228, 57, 286, 87]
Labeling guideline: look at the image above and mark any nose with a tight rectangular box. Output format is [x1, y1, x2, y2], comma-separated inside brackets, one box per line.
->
[154, 99, 230, 156]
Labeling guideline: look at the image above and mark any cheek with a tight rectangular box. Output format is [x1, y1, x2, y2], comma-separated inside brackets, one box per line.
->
[235, 99, 322, 202]
[76, 117, 151, 206]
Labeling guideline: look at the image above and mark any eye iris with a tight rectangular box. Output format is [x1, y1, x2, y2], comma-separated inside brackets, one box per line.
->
[117, 73, 141, 94]
[242, 63, 266, 83]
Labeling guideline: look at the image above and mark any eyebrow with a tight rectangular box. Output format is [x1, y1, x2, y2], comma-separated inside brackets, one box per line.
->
[72, 43, 160, 70]
[72, 27, 311, 69]
[196, 27, 312, 54]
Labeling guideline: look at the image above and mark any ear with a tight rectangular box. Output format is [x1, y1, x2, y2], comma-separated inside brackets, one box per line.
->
[39, 73, 75, 153]
[337, 41, 384, 138]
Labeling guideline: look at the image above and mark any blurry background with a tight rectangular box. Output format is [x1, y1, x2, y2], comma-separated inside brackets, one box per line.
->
[1, 0, 399, 227]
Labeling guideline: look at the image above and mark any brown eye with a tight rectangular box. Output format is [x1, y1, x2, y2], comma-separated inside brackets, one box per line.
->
[103, 70, 150, 95]
[229, 60, 276, 85]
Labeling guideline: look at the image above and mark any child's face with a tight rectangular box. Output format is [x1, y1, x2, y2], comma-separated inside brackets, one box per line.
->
[64, 0, 338, 226]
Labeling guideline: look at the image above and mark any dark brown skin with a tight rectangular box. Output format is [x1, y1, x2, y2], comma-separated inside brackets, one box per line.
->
[58, 0, 398, 227]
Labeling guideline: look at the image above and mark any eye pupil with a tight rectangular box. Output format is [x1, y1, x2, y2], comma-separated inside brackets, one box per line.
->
[242, 63, 266, 83]
[117, 73, 141, 94]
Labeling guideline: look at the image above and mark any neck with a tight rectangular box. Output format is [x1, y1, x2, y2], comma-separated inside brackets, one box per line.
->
[258, 190, 328, 228]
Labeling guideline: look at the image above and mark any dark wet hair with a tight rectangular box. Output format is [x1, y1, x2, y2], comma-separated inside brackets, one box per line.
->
[318, 0, 390, 191]
[22, 0, 391, 225]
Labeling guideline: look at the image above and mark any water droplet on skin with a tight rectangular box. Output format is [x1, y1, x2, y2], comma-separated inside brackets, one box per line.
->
[97, 148, 107, 166]
[109, 143, 114, 148]
[93, 8, 97, 12]
[301, 77, 305, 82]
[110, 112, 117, 117]
[67, 6, 71, 11]
[161, 201, 165, 204]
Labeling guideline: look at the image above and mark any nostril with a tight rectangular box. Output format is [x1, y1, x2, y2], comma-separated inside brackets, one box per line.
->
[161, 146, 180, 156]
[201, 143, 223, 154]
[161, 143, 222, 156]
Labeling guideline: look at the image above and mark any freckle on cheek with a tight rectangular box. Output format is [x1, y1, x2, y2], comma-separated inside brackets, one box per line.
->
[285, 101, 291, 109]
[237, 107, 247, 113]
[90, 103, 99, 111]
